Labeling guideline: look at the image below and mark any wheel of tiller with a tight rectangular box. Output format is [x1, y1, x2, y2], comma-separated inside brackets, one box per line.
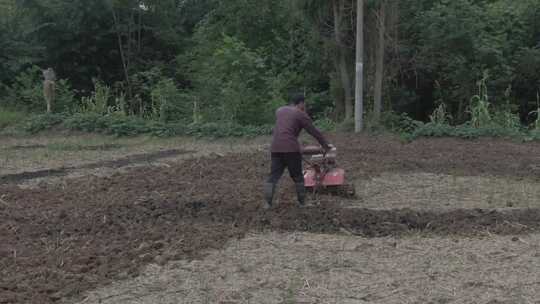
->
[312, 185, 356, 198]
[341, 184, 356, 198]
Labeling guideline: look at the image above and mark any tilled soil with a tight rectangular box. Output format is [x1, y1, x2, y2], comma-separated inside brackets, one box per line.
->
[1, 134, 540, 303]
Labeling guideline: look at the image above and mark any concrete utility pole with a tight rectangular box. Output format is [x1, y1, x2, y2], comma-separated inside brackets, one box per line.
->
[354, 0, 364, 132]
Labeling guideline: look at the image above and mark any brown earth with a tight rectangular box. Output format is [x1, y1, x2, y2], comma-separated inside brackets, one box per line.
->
[1, 134, 540, 303]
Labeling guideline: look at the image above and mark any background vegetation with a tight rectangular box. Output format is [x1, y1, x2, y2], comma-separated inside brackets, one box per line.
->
[1, 0, 539, 138]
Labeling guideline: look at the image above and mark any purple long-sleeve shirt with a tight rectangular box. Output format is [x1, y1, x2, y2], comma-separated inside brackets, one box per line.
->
[270, 106, 329, 153]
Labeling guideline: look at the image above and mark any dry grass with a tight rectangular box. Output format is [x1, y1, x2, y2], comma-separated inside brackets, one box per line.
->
[351, 172, 540, 210]
[0, 133, 269, 176]
[79, 232, 540, 304]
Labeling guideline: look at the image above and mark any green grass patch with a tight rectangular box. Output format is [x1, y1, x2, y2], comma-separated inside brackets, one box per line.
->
[16, 112, 273, 138]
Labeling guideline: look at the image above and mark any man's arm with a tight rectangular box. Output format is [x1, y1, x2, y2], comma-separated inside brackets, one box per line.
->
[299, 112, 330, 150]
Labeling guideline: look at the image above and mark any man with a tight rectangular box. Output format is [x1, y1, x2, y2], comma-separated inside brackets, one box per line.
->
[264, 94, 331, 209]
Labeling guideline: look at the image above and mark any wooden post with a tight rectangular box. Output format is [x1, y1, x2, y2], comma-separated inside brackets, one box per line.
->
[43, 68, 56, 113]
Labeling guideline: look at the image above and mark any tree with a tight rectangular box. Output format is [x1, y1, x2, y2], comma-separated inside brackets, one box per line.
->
[0, 0, 42, 89]
[372, 0, 386, 123]
[333, 0, 354, 120]
[299, 0, 356, 120]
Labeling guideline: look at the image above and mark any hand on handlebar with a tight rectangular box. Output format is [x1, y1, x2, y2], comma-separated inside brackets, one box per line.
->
[324, 144, 335, 154]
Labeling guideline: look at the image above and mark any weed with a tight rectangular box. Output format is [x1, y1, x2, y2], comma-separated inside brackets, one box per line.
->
[79, 81, 111, 115]
[529, 92, 540, 130]
[468, 71, 491, 128]
[429, 103, 452, 125]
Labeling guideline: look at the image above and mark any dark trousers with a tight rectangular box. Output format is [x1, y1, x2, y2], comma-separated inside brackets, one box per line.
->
[267, 152, 304, 184]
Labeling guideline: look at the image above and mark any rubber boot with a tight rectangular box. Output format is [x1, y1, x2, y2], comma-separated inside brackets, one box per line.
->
[295, 182, 306, 206]
[263, 182, 275, 209]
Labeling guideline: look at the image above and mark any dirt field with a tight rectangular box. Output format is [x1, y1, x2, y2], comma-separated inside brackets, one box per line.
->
[1, 134, 540, 303]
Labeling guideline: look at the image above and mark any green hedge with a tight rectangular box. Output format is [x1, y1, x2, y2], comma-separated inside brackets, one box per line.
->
[22, 112, 273, 138]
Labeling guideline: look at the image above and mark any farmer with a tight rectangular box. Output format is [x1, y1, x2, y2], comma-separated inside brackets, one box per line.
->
[263, 94, 331, 209]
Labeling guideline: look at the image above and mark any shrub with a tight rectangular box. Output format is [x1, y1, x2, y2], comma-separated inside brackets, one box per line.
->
[314, 117, 336, 132]
[64, 113, 271, 138]
[529, 92, 540, 131]
[65, 113, 149, 136]
[526, 129, 540, 141]
[23, 113, 65, 134]
[150, 79, 193, 123]
[429, 103, 452, 125]
[410, 121, 525, 140]
[149, 122, 187, 137]
[491, 109, 521, 131]
[78, 81, 112, 115]
[4, 66, 42, 110]
[4, 66, 75, 113]
[192, 35, 270, 125]
[64, 113, 105, 132]
[0, 109, 26, 129]
[102, 114, 149, 136]
[185, 122, 271, 138]
[468, 72, 492, 128]
[380, 111, 423, 133]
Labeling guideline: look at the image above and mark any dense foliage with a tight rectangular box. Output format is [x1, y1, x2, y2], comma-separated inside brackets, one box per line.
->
[1, 0, 539, 137]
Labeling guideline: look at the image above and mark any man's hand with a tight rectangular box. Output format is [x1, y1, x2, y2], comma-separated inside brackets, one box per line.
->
[324, 144, 335, 154]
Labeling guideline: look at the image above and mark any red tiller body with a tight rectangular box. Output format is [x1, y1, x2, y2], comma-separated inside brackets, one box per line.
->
[302, 145, 347, 189]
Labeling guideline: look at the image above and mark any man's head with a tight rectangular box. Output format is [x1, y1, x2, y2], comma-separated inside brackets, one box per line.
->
[289, 94, 306, 112]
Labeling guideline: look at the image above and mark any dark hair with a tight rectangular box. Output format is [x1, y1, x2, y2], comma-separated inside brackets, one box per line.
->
[289, 94, 305, 105]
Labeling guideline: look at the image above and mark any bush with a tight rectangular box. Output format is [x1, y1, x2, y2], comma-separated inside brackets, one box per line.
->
[23, 113, 65, 134]
[429, 103, 452, 125]
[4, 66, 42, 110]
[380, 111, 423, 133]
[491, 109, 522, 131]
[411, 122, 453, 138]
[191, 35, 271, 125]
[65, 113, 149, 136]
[4, 66, 75, 113]
[149, 122, 187, 137]
[102, 114, 149, 136]
[0, 109, 26, 129]
[314, 117, 336, 132]
[525, 129, 540, 141]
[78, 81, 112, 115]
[150, 79, 193, 122]
[186, 122, 272, 138]
[64, 112, 106, 132]
[62, 112, 272, 138]
[410, 121, 525, 140]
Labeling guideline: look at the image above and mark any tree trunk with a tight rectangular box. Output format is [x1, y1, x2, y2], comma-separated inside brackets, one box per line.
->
[355, 0, 364, 132]
[333, 0, 353, 120]
[110, 6, 133, 100]
[373, 1, 386, 122]
[137, 8, 142, 53]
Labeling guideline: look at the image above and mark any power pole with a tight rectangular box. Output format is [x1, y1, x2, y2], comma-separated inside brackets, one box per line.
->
[354, 0, 364, 132]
